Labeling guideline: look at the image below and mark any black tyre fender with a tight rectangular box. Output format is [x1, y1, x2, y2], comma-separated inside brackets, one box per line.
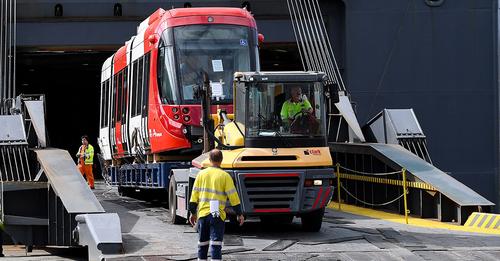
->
[168, 175, 185, 224]
[301, 208, 325, 232]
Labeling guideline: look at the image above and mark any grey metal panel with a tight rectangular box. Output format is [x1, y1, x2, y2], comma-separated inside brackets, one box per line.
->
[0, 115, 27, 142]
[385, 109, 424, 137]
[24, 100, 46, 147]
[335, 95, 365, 142]
[368, 143, 494, 206]
[383, 112, 398, 144]
[75, 213, 122, 261]
[365, 109, 427, 143]
[2, 182, 46, 191]
[364, 111, 387, 143]
[17, 21, 138, 47]
[172, 168, 189, 183]
[4, 215, 48, 226]
[35, 148, 104, 213]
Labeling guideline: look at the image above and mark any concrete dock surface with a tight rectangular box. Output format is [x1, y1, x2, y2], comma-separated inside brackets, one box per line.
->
[3, 181, 500, 260]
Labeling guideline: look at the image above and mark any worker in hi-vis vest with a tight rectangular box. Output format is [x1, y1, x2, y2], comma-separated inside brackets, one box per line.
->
[76, 135, 94, 189]
[189, 149, 244, 261]
[280, 85, 313, 123]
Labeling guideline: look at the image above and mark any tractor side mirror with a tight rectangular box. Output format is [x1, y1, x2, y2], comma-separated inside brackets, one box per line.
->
[258, 33, 265, 46]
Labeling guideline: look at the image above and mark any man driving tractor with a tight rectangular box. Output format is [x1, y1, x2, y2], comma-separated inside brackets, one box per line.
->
[280, 85, 313, 123]
[280, 85, 314, 127]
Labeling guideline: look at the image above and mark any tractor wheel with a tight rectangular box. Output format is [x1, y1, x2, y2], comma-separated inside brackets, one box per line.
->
[168, 176, 185, 224]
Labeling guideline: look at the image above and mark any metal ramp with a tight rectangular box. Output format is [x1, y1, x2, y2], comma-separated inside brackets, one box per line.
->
[0, 95, 122, 260]
[2, 148, 123, 261]
[35, 148, 104, 213]
[330, 142, 494, 224]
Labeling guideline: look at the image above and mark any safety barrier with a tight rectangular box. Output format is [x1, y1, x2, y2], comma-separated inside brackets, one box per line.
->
[334, 163, 436, 224]
[330, 143, 494, 224]
[464, 212, 500, 230]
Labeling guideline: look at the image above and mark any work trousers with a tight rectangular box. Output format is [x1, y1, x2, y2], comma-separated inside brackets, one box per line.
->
[78, 163, 94, 189]
[197, 215, 224, 261]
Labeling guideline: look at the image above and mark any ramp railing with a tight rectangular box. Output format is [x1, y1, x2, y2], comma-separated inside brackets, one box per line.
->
[330, 142, 494, 224]
[334, 164, 438, 224]
[0, 145, 32, 181]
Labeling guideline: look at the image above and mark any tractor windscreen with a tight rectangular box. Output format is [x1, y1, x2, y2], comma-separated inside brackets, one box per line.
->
[174, 24, 255, 104]
[247, 82, 326, 139]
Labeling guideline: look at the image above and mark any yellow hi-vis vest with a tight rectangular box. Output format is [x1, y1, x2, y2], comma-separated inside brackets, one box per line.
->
[189, 167, 241, 220]
[280, 98, 312, 120]
[77, 144, 94, 165]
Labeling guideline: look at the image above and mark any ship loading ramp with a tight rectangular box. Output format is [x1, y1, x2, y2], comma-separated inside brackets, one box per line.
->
[329, 109, 494, 225]
[0, 95, 122, 261]
[330, 142, 494, 225]
[285, 0, 495, 226]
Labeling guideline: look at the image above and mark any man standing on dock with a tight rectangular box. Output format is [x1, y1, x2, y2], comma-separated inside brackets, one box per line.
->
[76, 135, 95, 189]
[189, 149, 244, 261]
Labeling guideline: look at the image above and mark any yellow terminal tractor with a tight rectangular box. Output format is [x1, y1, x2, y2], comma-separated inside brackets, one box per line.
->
[168, 71, 335, 231]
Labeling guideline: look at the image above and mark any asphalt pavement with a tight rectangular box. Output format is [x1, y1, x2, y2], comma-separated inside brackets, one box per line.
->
[4, 182, 500, 260]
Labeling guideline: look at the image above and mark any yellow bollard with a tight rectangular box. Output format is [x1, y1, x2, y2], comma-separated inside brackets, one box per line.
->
[336, 163, 341, 210]
[402, 168, 409, 224]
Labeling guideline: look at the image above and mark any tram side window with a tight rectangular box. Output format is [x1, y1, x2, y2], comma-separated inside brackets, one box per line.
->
[100, 82, 104, 128]
[102, 80, 108, 128]
[158, 46, 178, 104]
[104, 80, 110, 127]
[109, 80, 112, 124]
[117, 71, 123, 122]
[143, 53, 150, 114]
[122, 68, 128, 121]
[131, 60, 138, 116]
[108, 80, 111, 126]
[112, 74, 117, 123]
[136, 57, 144, 116]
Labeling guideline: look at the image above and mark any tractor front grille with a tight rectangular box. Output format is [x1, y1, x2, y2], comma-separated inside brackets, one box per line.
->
[242, 174, 300, 211]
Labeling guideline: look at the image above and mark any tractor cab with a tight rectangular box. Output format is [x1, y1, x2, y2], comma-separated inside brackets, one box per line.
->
[231, 71, 329, 148]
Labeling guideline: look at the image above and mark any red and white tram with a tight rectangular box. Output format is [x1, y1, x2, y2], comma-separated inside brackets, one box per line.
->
[98, 7, 259, 163]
